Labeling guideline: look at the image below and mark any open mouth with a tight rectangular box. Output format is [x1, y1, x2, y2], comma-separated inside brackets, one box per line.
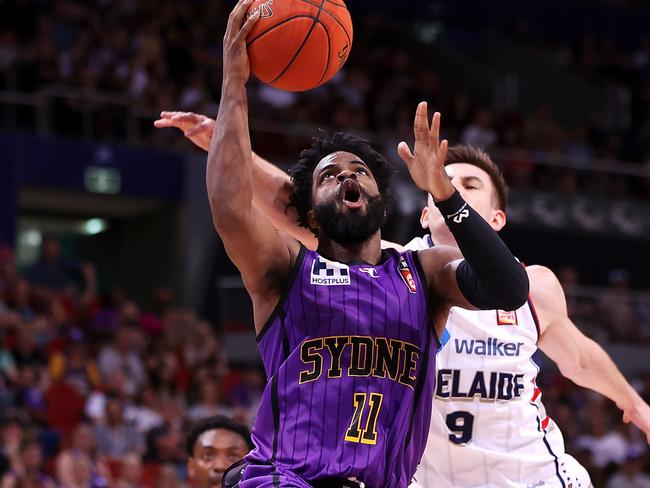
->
[340, 178, 363, 209]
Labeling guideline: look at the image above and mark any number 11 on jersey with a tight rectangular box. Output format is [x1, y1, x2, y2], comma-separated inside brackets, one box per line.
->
[345, 392, 383, 445]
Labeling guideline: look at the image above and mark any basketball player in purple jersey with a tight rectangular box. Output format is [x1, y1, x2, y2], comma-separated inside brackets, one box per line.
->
[157, 101, 650, 486]
[202, 1, 528, 486]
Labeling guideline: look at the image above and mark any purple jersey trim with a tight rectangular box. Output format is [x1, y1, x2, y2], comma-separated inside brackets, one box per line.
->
[256, 245, 308, 343]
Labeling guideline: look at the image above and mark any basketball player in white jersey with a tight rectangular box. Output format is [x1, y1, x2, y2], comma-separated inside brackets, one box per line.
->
[154, 111, 650, 487]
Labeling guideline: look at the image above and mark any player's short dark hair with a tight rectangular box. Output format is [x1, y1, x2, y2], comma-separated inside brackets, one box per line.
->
[185, 416, 253, 456]
[445, 145, 508, 211]
[288, 132, 395, 233]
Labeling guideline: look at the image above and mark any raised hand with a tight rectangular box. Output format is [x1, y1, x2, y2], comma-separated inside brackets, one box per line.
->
[154, 111, 215, 151]
[223, 0, 260, 85]
[397, 102, 454, 201]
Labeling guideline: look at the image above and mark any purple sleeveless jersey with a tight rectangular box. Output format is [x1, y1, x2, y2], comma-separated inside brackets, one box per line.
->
[243, 246, 438, 488]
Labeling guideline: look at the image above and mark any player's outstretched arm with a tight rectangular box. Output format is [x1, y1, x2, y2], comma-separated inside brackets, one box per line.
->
[208, 0, 300, 332]
[533, 265, 650, 444]
[154, 111, 318, 249]
[399, 103, 529, 319]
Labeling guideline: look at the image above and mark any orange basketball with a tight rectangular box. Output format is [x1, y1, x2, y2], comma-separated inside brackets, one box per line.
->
[246, 0, 353, 92]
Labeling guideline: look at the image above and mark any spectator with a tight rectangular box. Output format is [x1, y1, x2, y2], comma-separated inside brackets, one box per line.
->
[576, 412, 629, 468]
[228, 367, 265, 427]
[15, 365, 46, 423]
[461, 107, 498, 149]
[0, 418, 25, 479]
[185, 416, 253, 488]
[48, 328, 100, 397]
[598, 268, 637, 341]
[91, 288, 128, 339]
[126, 386, 164, 434]
[98, 325, 146, 397]
[606, 448, 650, 488]
[188, 380, 230, 422]
[143, 421, 185, 469]
[0, 439, 56, 488]
[56, 422, 111, 488]
[114, 453, 143, 488]
[156, 463, 182, 488]
[94, 395, 143, 459]
[25, 236, 82, 293]
[85, 371, 130, 425]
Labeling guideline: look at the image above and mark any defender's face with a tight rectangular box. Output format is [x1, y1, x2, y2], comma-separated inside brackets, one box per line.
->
[188, 429, 249, 488]
[423, 163, 505, 237]
[311, 151, 380, 218]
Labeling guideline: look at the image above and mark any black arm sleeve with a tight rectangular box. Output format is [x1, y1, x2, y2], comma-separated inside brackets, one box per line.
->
[435, 190, 529, 310]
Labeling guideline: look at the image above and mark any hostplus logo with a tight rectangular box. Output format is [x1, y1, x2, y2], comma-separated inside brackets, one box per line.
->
[310, 256, 351, 286]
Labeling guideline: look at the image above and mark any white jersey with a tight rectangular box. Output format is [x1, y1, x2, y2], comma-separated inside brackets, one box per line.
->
[404, 235, 592, 488]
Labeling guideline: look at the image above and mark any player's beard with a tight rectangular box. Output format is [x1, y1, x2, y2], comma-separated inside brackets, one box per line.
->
[314, 193, 386, 245]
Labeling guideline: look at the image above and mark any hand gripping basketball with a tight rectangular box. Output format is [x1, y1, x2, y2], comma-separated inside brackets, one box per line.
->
[223, 0, 261, 84]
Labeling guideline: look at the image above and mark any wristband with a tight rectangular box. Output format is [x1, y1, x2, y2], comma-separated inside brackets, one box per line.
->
[434, 191, 470, 225]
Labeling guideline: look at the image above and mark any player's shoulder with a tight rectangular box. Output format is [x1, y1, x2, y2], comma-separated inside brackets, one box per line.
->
[526, 264, 567, 321]
[526, 264, 562, 291]
[417, 243, 462, 260]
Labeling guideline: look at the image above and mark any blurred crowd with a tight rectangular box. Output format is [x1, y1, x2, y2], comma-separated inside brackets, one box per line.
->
[2, 0, 650, 202]
[0, 239, 265, 487]
[559, 265, 650, 344]
[538, 368, 650, 488]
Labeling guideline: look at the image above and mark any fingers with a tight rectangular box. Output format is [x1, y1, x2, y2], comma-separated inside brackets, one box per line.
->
[153, 119, 173, 128]
[171, 113, 201, 124]
[429, 111, 441, 152]
[154, 111, 177, 127]
[236, 5, 261, 42]
[185, 121, 212, 138]
[153, 111, 201, 129]
[161, 111, 198, 120]
[438, 139, 449, 166]
[413, 101, 429, 144]
[397, 141, 414, 166]
[228, 0, 256, 35]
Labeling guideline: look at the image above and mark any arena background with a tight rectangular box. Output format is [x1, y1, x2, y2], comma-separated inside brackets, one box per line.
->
[1, 0, 650, 485]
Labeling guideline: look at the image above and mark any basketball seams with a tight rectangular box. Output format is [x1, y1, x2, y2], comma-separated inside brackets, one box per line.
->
[296, 0, 351, 45]
[269, 0, 327, 85]
[300, 0, 347, 10]
[325, 0, 348, 8]
[315, 20, 332, 85]
[247, 15, 318, 47]
[249, 0, 350, 91]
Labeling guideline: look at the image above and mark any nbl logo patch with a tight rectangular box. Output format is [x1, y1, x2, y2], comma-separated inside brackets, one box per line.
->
[310, 256, 350, 286]
[496, 310, 518, 326]
[398, 258, 417, 294]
